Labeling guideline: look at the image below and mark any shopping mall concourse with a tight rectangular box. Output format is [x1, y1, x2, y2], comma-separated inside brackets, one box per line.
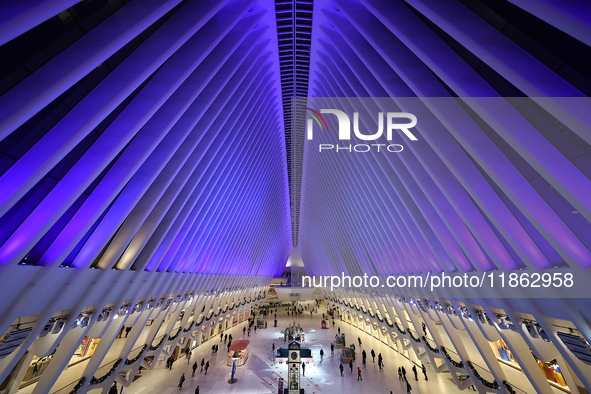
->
[1, 0, 591, 393]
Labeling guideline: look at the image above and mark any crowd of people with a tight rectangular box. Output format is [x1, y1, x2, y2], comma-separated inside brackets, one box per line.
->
[110, 300, 433, 393]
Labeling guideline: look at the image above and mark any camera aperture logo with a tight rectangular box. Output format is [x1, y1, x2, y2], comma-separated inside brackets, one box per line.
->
[306, 108, 417, 153]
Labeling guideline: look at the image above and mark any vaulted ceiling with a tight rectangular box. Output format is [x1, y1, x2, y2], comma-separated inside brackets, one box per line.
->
[1, 0, 591, 282]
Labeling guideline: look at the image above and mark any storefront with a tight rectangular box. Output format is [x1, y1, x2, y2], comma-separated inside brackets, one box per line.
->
[20, 353, 53, 387]
[493, 339, 570, 390]
[69, 336, 100, 365]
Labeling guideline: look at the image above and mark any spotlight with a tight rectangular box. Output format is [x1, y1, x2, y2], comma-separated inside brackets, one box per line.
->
[71, 314, 84, 329]
[79, 313, 92, 328]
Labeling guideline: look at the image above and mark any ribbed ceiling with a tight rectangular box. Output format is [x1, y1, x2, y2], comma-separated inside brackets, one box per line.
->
[275, 0, 314, 247]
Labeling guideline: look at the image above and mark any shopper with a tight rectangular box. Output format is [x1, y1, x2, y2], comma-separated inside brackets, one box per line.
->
[339, 363, 344, 377]
[109, 382, 118, 394]
[320, 348, 324, 360]
[228, 334, 232, 342]
[422, 364, 428, 380]
[406, 380, 412, 394]
[412, 364, 418, 380]
[186, 349, 192, 364]
[195, 386, 199, 394]
[243, 327, 246, 335]
[371, 349, 375, 362]
[358, 337, 362, 347]
[331, 343, 334, 355]
[272, 343, 275, 353]
[349, 360, 353, 373]
[247, 328, 251, 336]
[227, 341, 231, 352]
[192, 362, 197, 377]
[125, 326, 132, 338]
[302, 361, 306, 376]
[204, 361, 210, 375]
[401, 365, 406, 379]
[398, 367, 403, 380]
[200, 358, 205, 372]
[178, 373, 185, 390]
[357, 367, 362, 380]
[362, 349, 366, 366]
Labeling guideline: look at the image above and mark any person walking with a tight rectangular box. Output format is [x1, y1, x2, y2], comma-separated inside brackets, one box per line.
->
[227, 341, 231, 352]
[272, 343, 275, 353]
[398, 367, 403, 380]
[401, 365, 406, 379]
[228, 334, 232, 342]
[178, 373, 186, 390]
[192, 361, 197, 377]
[338, 327, 340, 335]
[357, 367, 362, 380]
[243, 327, 246, 335]
[195, 386, 199, 394]
[109, 382, 118, 394]
[320, 348, 324, 361]
[302, 361, 306, 376]
[125, 326, 132, 338]
[220, 333, 223, 342]
[406, 380, 412, 394]
[204, 361, 210, 375]
[247, 328, 250, 336]
[339, 363, 344, 377]
[358, 337, 362, 347]
[331, 343, 334, 355]
[362, 349, 366, 366]
[200, 358, 205, 372]
[422, 364, 428, 381]
[117, 327, 125, 338]
[254, 325, 257, 334]
[186, 349, 192, 364]
[378, 354, 383, 371]
[349, 360, 353, 373]
[412, 364, 418, 380]
[371, 349, 375, 363]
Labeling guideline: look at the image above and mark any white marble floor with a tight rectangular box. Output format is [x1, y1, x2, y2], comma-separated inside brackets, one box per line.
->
[18, 301, 561, 394]
[90, 304, 469, 394]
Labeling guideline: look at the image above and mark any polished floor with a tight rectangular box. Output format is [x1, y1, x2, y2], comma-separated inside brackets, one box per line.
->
[19, 302, 563, 394]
